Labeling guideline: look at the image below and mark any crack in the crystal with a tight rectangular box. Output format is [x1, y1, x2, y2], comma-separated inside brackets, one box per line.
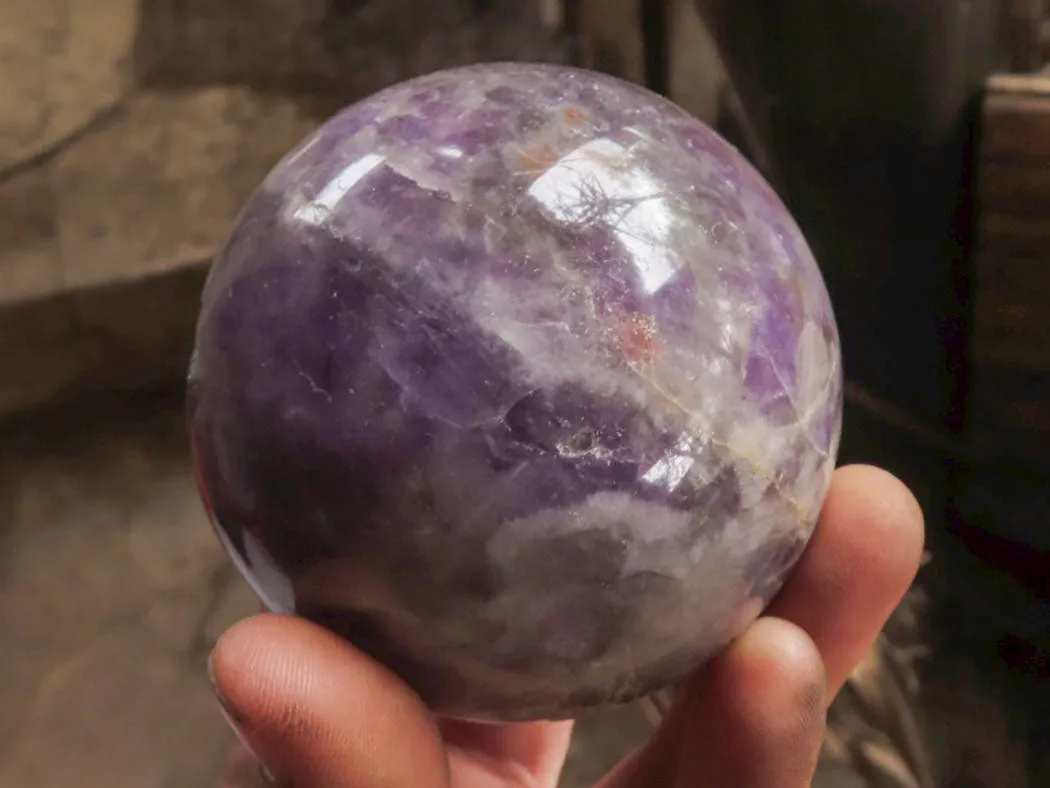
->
[752, 342, 806, 428]
[293, 359, 334, 402]
[622, 360, 807, 520]
[383, 157, 470, 209]
[797, 354, 840, 459]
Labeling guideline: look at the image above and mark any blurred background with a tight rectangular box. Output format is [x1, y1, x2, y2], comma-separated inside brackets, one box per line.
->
[0, 1, 1047, 786]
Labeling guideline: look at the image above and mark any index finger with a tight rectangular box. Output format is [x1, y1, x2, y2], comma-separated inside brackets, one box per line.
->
[767, 464, 925, 698]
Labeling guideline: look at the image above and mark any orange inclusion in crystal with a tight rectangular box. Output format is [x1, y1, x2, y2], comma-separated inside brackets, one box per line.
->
[562, 106, 588, 126]
[619, 313, 660, 363]
[518, 143, 560, 174]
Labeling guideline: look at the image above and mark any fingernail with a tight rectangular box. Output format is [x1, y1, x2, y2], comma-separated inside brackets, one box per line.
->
[258, 762, 283, 786]
[208, 652, 287, 786]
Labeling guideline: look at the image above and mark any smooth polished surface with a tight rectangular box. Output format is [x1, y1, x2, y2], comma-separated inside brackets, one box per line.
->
[188, 63, 843, 720]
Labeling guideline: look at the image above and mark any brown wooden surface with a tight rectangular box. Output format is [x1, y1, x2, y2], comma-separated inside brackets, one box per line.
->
[954, 73, 1050, 788]
[972, 73, 1050, 460]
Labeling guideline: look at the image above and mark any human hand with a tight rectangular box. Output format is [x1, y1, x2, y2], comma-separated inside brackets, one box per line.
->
[212, 464, 924, 787]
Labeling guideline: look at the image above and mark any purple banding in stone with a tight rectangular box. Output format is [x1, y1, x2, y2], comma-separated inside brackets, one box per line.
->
[188, 63, 843, 721]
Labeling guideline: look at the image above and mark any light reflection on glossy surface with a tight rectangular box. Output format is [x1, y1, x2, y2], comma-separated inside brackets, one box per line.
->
[189, 63, 842, 721]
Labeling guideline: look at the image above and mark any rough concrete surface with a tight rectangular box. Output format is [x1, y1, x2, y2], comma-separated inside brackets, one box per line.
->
[0, 0, 570, 420]
[0, 395, 242, 787]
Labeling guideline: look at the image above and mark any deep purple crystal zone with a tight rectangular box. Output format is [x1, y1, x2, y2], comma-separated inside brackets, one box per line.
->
[188, 63, 843, 721]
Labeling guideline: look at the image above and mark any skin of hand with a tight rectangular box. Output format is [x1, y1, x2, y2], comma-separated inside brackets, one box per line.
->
[211, 464, 925, 788]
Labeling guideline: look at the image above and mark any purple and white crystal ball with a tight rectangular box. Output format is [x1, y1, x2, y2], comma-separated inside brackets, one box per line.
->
[188, 63, 843, 721]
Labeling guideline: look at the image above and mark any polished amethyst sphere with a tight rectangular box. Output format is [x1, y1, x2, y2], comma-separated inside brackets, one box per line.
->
[188, 63, 843, 721]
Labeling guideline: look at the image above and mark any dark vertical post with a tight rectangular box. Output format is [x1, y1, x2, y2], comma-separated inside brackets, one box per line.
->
[561, 0, 583, 65]
[640, 0, 672, 96]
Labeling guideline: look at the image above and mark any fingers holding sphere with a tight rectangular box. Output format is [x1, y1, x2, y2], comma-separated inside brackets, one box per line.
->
[600, 618, 826, 788]
[209, 614, 449, 788]
[769, 464, 926, 698]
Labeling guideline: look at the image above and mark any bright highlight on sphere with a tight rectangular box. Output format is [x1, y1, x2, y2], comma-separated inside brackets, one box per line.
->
[188, 63, 843, 721]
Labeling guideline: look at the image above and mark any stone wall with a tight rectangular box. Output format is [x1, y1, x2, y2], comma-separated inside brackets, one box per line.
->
[0, 0, 569, 418]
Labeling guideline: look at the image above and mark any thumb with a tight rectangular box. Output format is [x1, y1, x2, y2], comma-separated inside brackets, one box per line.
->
[209, 613, 449, 788]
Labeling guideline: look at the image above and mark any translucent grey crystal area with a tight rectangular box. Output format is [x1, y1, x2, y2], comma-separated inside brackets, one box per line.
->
[188, 63, 843, 721]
